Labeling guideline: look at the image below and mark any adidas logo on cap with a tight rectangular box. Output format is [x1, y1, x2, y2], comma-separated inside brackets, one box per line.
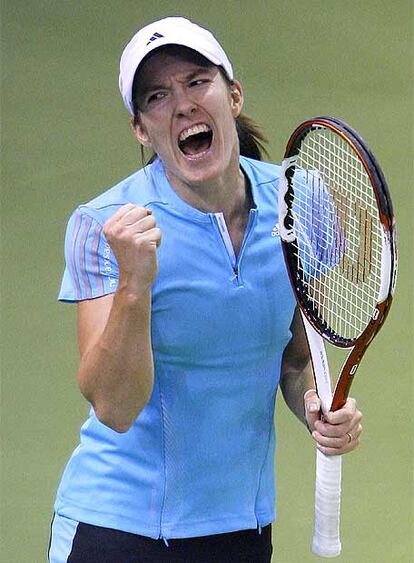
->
[146, 32, 164, 46]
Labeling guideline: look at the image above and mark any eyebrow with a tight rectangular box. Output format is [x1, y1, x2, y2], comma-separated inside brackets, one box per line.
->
[141, 67, 214, 97]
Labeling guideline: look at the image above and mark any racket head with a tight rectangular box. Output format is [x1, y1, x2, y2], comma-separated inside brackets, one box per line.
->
[278, 116, 397, 350]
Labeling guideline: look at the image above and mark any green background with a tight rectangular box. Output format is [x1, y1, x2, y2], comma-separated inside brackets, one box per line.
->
[2, 1, 413, 561]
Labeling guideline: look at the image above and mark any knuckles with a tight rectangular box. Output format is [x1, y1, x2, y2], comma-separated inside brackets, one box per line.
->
[103, 206, 159, 244]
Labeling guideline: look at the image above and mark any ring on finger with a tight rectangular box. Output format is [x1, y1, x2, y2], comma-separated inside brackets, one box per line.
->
[346, 432, 353, 444]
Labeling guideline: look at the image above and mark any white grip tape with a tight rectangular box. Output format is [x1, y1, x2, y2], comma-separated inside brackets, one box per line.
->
[300, 312, 342, 557]
[313, 451, 342, 557]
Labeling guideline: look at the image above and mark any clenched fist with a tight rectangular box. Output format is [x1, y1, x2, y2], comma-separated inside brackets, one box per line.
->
[103, 204, 161, 291]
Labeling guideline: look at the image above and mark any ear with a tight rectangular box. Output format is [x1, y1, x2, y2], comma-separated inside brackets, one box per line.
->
[131, 118, 152, 148]
[230, 80, 244, 118]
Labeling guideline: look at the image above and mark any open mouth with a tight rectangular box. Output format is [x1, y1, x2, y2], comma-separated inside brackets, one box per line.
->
[178, 124, 213, 157]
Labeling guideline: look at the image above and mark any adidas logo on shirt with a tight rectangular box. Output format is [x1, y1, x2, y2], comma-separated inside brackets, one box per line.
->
[271, 223, 279, 237]
[146, 32, 164, 46]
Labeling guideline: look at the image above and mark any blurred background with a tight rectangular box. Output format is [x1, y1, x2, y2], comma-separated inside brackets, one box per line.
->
[2, 1, 413, 561]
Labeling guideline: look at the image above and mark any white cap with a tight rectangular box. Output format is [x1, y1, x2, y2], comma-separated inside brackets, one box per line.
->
[119, 17, 234, 114]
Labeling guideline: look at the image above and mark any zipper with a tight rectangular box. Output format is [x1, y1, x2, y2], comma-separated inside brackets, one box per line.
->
[159, 536, 169, 547]
[212, 209, 257, 286]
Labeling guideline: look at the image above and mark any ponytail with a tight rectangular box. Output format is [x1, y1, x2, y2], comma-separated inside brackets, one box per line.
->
[236, 114, 268, 161]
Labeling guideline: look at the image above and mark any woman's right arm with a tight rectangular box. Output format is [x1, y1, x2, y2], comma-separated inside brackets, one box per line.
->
[76, 204, 161, 433]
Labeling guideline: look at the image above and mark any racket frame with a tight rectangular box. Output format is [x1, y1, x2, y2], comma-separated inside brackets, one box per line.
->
[279, 116, 397, 410]
[278, 116, 397, 558]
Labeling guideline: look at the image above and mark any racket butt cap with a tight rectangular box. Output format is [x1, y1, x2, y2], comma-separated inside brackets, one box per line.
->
[311, 537, 342, 558]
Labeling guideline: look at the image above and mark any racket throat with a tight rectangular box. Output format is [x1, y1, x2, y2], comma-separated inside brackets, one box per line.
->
[331, 344, 366, 411]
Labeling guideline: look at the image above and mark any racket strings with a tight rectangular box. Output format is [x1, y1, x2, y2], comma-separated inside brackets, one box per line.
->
[291, 128, 383, 341]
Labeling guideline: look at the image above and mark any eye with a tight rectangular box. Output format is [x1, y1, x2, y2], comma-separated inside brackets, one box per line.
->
[189, 78, 209, 88]
[146, 91, 167, 105]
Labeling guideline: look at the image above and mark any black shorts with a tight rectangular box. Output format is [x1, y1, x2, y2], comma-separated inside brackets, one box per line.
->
[48, 514, 273, 563]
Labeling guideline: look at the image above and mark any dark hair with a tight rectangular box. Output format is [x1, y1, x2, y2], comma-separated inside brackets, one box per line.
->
[131, 45, 268, 163]
[235, 114, 268, 161]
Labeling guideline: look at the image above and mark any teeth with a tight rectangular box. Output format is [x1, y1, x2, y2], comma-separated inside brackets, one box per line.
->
[179, 124, 210, 142]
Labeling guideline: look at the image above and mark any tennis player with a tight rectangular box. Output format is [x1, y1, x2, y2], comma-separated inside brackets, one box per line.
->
[48, 17, 362, 563]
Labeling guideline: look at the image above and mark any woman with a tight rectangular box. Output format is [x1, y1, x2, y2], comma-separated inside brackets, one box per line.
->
[49, 17, 362, 563]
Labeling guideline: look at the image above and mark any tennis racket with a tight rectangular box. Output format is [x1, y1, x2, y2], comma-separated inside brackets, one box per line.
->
[278, 116, 397, 557]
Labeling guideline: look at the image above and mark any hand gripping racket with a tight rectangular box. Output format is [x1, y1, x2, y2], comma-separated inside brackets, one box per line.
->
[278, 117, 397, 557]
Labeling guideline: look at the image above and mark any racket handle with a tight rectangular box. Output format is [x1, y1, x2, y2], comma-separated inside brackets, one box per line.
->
[312, 449, 342, 557]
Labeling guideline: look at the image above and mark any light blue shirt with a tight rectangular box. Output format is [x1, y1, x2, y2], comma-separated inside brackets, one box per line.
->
[56, 156, 296, 540]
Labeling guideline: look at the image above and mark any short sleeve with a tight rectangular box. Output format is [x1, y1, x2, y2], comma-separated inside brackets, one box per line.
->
[58, 207, 119, 302]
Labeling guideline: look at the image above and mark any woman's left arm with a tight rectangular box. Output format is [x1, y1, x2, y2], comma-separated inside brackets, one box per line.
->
[280, 307, 362, 455]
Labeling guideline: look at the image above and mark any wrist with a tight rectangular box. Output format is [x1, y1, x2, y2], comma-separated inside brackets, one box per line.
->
[114, 280, 152, 310]
[116, 273, 153, 301]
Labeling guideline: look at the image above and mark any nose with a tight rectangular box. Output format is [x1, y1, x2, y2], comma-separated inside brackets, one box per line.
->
[173, 88, 197, 117]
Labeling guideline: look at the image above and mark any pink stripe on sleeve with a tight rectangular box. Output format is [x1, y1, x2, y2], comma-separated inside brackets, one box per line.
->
[90, 221, 105, 295]
[78, 214, 93, 299]
[68, 210, 83, 299]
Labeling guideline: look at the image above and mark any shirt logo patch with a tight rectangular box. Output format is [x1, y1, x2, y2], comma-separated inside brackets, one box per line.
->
[271, 223, 280, 237]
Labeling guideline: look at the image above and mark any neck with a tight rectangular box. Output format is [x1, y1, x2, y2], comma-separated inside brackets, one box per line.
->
[166, 157, 250, 219]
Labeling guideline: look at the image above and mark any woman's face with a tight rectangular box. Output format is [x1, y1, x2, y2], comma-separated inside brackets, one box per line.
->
[132, 50, 244, 190]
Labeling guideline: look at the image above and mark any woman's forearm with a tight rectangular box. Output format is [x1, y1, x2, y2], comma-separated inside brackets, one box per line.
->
[280, 308, 316, 427]
[280, 356, 315, 426]
[78, 286, 154, 433]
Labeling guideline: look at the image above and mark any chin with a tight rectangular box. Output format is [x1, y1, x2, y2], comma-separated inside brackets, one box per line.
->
[181, 164, 226, 187]
[183, 149, 236, 181]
